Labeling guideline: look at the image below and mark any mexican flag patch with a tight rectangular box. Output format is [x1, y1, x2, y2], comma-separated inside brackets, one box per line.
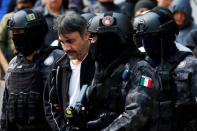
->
[140, 75, 152, 88]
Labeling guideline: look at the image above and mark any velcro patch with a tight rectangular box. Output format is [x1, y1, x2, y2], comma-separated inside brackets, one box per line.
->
[26, 13, 36, 21]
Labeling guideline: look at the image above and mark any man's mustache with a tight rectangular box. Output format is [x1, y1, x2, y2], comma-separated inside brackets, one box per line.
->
[66, 50, 76, 54]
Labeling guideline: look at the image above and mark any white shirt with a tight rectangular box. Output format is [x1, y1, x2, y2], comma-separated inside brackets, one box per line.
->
[68, 61, 81, 106]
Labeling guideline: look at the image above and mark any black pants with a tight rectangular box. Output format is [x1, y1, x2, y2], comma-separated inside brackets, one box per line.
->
[7, 121, 52, 131]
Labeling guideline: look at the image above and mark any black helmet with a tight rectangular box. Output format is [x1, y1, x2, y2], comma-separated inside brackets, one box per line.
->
[7, 9, 48, 56]
[88, 12, 133, 44]
[81, 13, 96, 22]
[133, 6, 179, 36]
[7, 9, 48, 35]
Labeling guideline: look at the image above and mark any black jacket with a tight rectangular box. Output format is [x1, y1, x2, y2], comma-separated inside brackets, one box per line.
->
[44, 52, 95, 131]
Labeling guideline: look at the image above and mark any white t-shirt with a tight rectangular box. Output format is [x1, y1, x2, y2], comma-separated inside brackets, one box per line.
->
[68, 61, 81, 106]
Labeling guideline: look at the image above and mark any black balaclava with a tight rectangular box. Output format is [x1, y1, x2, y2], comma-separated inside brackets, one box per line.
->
[13, 28, 44, 56]
[141, 6, 179, 63]
[142, 32, 177, 63]
[91, 32, 139, 82]
[90, 33, 130, 68]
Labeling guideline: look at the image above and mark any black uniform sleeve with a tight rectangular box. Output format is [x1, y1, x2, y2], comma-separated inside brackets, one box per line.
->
[43, 71, 66, 131]
[0, 56, 17, 131]
[103, 61, 160, 131]
[190, 58, 197, 98]
[0, 87, 8, 131]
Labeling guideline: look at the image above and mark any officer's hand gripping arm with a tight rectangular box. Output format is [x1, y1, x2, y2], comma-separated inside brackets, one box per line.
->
[0, 87, 9, 131]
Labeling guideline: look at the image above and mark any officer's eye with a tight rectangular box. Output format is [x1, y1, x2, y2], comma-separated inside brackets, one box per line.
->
[151, 32, 159, 37]
[12, 29, 25, 34]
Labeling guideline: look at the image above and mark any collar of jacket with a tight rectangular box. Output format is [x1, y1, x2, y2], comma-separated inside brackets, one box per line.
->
[56, 50, 95, 70]
[55, 53, 70, 70]
[54, 50, 95, 108]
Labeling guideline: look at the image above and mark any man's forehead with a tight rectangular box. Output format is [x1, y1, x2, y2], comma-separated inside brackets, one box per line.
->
[59, 31, 80, 39]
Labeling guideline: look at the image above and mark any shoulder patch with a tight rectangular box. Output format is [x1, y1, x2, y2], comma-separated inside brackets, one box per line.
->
[177, 61, 186, 68]
[44, 56, 54, 66]
[140, 75, 152, 88]
[102, 16, 114, 26]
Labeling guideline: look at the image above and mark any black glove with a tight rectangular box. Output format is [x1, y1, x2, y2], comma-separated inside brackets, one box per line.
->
[86, 117, 104, 131]
[86, 112, 118, 130]
[65, 125, 80, 131]
[184, 120, 197, 131]
[86, 83, 105, 103]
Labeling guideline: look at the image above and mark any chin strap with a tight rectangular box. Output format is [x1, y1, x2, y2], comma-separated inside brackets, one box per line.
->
[160, 37, 164, 71]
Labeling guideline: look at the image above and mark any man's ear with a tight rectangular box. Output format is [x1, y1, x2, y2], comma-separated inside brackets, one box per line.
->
[90, 34, 98, 44]
[84, 32, 90, 41]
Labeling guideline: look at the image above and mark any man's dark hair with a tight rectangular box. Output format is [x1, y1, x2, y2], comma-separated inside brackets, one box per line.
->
[17, 0, 34, 3]
[54, 10, 87, 36]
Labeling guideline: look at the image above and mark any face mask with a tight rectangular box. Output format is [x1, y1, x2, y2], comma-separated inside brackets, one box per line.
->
[90, 34, 123, 64]
[142, 36, 162, 61]
[90, 38, 108, 63]
[142, 33, 176, 61]
[12, 33, 37, 56]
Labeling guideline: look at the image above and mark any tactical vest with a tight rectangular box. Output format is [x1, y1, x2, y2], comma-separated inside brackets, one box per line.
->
[6, 46, 58, 125]
[154, 51, 193, 131]
[87, 57, 139, 130]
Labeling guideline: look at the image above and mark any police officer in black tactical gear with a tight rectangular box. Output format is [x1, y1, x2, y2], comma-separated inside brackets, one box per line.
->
[84, 12, 160, 131]
[134, 6, 197, 131]
[0, 9, 63, 131]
